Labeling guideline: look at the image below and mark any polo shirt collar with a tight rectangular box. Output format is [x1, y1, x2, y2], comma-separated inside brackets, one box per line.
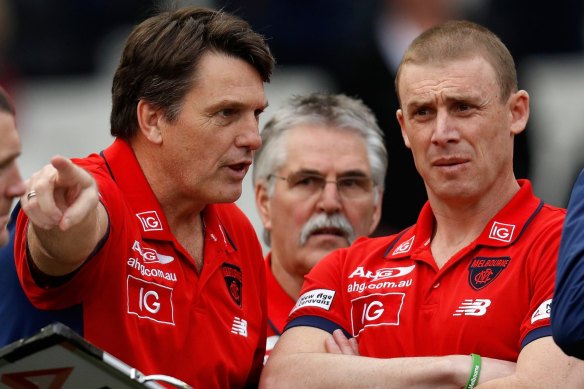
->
[385, 179, 542, 259]
[101, 138, 236, 253]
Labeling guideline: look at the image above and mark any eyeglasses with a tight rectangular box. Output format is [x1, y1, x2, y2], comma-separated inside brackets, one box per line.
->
[269, 172, 374, 200]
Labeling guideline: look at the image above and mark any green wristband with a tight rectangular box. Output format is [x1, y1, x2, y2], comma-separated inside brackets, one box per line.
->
[465, 354, 482, 389]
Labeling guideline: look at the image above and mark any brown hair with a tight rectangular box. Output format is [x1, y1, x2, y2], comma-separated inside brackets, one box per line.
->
[110, 6, 275, 139]
[395, 20, 517, 106]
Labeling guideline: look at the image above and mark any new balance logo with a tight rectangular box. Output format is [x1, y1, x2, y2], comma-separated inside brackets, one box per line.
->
[453, 299, 491, 316]
[231, 317, 248, 337]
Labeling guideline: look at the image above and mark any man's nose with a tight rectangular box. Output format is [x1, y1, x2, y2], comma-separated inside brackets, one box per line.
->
[5, 165, 26, 198]
[316, 181, 342, 213]
[235, 115, 262, 151]
[431, 110, 460, 145]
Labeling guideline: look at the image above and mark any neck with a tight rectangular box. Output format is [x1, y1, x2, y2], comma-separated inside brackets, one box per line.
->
[270, 254, 304, 301]
[429, 179, 520, 268]
[131, 137, 206, 227]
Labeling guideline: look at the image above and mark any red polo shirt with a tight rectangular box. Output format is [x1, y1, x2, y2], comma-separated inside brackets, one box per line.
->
[287, 180, 563, 361]
[15, 138, 266, 388]
[264, 253, 296, 362]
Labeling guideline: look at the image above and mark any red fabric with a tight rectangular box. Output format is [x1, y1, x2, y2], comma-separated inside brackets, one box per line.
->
[15, 138, 266, 388]
[264, 254, 296, 361]
[288, 180, 563, 361]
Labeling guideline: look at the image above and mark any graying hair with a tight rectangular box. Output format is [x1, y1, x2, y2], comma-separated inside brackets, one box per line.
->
[252, 92, 388, 246]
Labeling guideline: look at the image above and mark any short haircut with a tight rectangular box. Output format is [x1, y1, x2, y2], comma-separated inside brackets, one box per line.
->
[0, 86, 15, 115]
[253, 92, 388, 195]
[395, 20, 518, 106]
[110, 6, 275, 139]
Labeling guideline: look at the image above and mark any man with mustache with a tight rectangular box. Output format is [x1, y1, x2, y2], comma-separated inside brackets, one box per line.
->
[253, 93, 387, 361]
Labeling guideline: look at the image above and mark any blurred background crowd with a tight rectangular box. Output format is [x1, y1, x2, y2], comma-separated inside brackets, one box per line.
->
[1, 0, 583, 247]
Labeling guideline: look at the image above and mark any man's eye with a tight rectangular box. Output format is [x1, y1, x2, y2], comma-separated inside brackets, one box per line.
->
[0, 159, 14, 172]
[218, 109, 235, 118]
[338, 178, 359, 188]
[294, 176, 320, 187]
[254, 108, 264, 119]
[457, 103, 471, 111]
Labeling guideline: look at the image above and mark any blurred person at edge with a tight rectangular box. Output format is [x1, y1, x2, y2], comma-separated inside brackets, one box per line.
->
[252, 93, 387, 361]
[552, 167, 584, 362]
[0, 85, 25, 247]
[13, 6, 274, 388]
[260, 21, 584, 388]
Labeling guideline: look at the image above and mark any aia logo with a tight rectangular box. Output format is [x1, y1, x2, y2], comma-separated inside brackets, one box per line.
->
[392, 236, 415, 255]
[468, 256, 510, 290]
[136, 211, 163, 232]
[222, 263, 243, 307]
[489, 222, 515, 243]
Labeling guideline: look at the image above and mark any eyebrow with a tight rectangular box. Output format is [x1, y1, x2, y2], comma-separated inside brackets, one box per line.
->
[291, 169, 369, 178]
[207, 99, 269, 112]
[405, 92, 482, 111]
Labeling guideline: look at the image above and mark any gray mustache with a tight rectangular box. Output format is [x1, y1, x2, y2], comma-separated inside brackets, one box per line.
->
[299, 213, 356, 246]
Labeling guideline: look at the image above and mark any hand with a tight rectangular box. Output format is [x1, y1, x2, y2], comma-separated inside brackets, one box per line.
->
[325, 329, 360, 356]
[22, 155, 99, 231]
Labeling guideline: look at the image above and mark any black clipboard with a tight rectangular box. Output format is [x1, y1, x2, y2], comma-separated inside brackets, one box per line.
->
[0, 322, 191, 389]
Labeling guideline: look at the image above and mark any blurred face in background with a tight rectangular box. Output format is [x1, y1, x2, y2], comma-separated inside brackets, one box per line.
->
[256, 125, 382, 294]
[0, 111, 25, 246]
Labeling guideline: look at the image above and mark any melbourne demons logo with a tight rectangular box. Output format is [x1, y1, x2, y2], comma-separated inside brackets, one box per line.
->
[222, 263, 243, 307]
[136, 211, 163, 232]
[468, 256, 510, 290]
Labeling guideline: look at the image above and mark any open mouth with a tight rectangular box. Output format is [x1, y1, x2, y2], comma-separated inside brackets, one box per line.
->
[310, 227, 346, 238]
[230, 163, 247, 171]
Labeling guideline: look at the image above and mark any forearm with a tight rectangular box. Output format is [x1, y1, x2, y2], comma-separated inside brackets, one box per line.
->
[27, 203, 108, 275]
[261, 353, 469, 389]
[477, 337, 584, 388]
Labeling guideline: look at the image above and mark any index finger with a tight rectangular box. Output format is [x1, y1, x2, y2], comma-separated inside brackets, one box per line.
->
[50, 155, 94, 189]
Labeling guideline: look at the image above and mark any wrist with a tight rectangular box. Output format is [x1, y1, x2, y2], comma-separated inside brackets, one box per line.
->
[465, 354, 482, 389]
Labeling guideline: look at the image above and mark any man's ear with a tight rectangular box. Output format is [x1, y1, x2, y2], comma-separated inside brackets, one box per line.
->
[255, 182, 272, 231]
[509, 90, 530, 136]
[397, 109, 412, 149]
[136, 100, 164, 144]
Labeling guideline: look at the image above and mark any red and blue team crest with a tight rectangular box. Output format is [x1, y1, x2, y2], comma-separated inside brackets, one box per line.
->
[222, 263, 243, 307]
[467, 256, 511, 290]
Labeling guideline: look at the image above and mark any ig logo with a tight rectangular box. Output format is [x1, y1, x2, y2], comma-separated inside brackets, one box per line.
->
[362, 301, 385, 322]
[139, 288, 160, 313]
[127, 276, 174, 325]
[136, 211, 163, 232]
[489, 222, 515, 243]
